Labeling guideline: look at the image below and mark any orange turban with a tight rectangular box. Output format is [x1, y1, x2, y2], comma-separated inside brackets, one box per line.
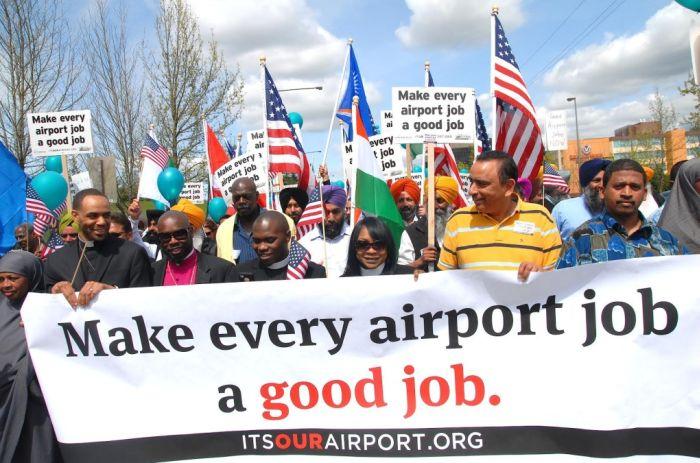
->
[171, 199, 206, 229]
[643, 166, 654, 183]
[390, 178, 420, 203]
[425, 176, 459, 205]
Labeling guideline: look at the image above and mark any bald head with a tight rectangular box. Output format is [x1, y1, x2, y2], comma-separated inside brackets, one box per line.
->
[157, 210, 193, 263]
[254, 211, 290, 234]
[252, 211, 290, 265]
[232, 177, 256, 191]
[231, 177, 259, 219]
[158, 210, 190, 229]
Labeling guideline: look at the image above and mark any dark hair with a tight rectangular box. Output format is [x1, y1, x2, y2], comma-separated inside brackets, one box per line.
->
[669, 160, 688, 185]
[72, 188, 108, 210]
[475, 150, 518, 185]
[342, 216, 397, 277]
[603, 159, 646, 186]
[110, 212, 132, 233]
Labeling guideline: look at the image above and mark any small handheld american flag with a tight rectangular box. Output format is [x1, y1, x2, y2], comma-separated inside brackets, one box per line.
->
[140, 133, 169, 169]
[286, 238, 311, 280]
[543, 162, 570, 194]
[295, 186, 323, 239]
[26, 179, 66, 236]
[40, 229, 65, 259]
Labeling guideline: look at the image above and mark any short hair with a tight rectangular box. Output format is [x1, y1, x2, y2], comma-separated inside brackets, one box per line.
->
[475, 150, 518, 185]
[15, 223, 32, 234]
[72, 188, 108, 210]
[110, 212, 132, 233]
[204, 219, 218, 230]
[342, 216, 398, 277]
[603, 159, 646, 186]
[670, 160, 688, 184]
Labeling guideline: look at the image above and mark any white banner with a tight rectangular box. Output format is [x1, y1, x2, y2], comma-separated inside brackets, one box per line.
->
[21, 256, 700, 462]
[380, 110, 393, 134]
[27, 110, 93, 156]
[342, 134, 405, 180]
[391, 87, 475, 144]
[180, 182, 207, 204]
[545, 110, 568, 151]
[214, 152, 268, 205]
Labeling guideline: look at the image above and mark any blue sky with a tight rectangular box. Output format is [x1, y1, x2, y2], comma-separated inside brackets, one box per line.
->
[81, 0, 699, 179]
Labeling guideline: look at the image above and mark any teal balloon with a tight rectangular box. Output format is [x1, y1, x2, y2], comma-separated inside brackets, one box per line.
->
[676, 0, 700, 12]
[208, 198, 227, 222]
[44, 155, 63, 173]
[331, 180, 345, 188]
[288, 112, 303, 128]
[412, 165, 422, 173]
[459, 168, 469, 174]
[153, 200, 168, 211]
[157, 167, 184, 204]
[31, 171, 68, 210]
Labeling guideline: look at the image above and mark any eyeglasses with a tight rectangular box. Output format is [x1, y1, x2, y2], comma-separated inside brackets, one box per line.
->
[355, 240, 386, 252]
[60, 232, 79, 239]
[157, 228, 189, 243]
[109, 232, 125, 239]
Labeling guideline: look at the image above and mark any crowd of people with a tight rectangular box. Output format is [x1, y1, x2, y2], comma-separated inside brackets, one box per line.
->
[1, 151, 698, 461]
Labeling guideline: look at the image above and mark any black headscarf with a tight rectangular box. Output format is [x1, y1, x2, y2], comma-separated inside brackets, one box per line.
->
[279, 187, 309, 210]
[659, 158, 700, 253]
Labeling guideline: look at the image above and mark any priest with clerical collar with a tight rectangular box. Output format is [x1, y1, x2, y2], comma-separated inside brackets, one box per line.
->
[152, 211, 236, 286]
[45, 189, 153, 308]
[235, 211, 326, 281]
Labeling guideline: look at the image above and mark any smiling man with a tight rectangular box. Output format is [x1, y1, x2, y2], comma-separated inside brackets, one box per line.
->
[557, 159, 688, 268]
[45, 189, 153, 308]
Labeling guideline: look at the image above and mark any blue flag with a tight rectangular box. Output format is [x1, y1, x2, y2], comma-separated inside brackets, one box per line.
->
[427, 69, 435, 87]
[336, 45, 375, 141]
[0, 140, 26, 255]
[224, 138, 237, 159]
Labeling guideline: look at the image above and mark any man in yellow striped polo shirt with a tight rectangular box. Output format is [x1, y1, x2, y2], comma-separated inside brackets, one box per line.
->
[438, 151, 562, 281]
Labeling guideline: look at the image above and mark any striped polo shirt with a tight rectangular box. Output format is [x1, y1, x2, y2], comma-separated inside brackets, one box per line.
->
[438, 199, 562, 272]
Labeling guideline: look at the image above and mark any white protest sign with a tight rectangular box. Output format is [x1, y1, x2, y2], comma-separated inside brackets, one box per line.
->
[246, 130, 266, 153]
[180, 182, 206, 204]
[545, 110, 568, 151]
[22, 256, 700, 462]
[214, 152, 268, 205]
[27, 110, 93, 156]
[342, 134, 406, 180]
[392, 87, 476, 144]
[381, 110, 393, 134]
[71, 171, 93, 191]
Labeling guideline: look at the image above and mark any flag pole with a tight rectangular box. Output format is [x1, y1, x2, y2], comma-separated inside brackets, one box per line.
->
[203, 119, 212, 199]
[427, 142, 436, 273]
[321, 39, 352, 167]
[236, 132, 243, 156]
[420, 60, 431, 205]
[260, 56, 273, 210]
[490, 6, 499, 149]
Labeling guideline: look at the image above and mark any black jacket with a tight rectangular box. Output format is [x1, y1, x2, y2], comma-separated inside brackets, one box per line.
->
[234, 259, 326, 281]
[341, 263, 414, 277]
[405, 217, 442, 272]
[152, 251, 237, 285]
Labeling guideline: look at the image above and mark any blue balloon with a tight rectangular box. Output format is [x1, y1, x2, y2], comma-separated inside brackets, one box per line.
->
[459, 168, 469, 174]
[31, 171, 68, 210]
[44, 155, 63, 173]
[676, 0, 700, 12]
[288, 112, 303, 128]
[331, 180, 345, 188]
[153, 200, 168, 211]
[157, 167, 185, 204]
[208, 197, 228, 222]
[412, 165, 422, 173]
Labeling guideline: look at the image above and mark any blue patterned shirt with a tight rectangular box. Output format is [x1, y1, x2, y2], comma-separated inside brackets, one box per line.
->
[557, 211, 688, 268]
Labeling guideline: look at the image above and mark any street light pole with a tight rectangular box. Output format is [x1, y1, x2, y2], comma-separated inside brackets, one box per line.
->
[567, 96, 582, 171]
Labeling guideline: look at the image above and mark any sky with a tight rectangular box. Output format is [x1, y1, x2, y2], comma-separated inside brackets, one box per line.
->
[84, 0, 700, 179]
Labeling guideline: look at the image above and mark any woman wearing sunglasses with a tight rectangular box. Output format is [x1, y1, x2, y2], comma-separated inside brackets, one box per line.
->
[341, 217, 414, 277]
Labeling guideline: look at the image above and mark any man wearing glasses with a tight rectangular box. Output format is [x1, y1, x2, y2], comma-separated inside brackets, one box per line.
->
[152, 211, 236, 286]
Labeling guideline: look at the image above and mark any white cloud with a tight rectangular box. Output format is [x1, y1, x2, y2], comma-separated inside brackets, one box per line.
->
[396, 0, 525, 49]
[543, 2, 696, 108]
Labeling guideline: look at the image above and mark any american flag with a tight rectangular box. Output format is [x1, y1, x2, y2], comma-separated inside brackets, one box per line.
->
[492, 14, 543, 182]
[543, 162, 570, 193]
[26, 179, 66, 236]
[140, 133, 169, 169]
[40, 229, 65, 259]
[264, 66, 311, 192]
[295, 186, 323, 239]
[475, 99, 491, 155]
[286, 238, 311, 280]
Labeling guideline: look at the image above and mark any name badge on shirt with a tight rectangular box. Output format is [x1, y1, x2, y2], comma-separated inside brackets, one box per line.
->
[513, 220, 535, 235]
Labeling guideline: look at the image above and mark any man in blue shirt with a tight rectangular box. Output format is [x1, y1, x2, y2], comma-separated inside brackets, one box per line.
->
[557, 159, 688, 268]
[551, 158, 611, 240]
[216, 177, 265, 264]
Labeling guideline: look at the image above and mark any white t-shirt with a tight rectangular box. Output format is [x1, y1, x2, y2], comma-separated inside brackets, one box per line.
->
[298, 223, 352, 278]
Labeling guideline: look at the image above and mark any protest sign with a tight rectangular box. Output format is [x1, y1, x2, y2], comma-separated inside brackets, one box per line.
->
[381, 110, 393, 134]
[545, 110, 568, 151]
[391, 88, 475, 144]
[71, 171, 93, 192]
[342, 134, 406, 180]
[22, 256, 700, 462]
[27, 110, 93, 156]
[214, 152, 268, 205]
[246, 130, 266, 153]
[180, 182, 206, 204]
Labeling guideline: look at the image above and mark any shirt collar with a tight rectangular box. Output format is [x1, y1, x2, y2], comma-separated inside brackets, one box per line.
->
[265, 256, 289, 270]
[601, 210, 653, 237]
[170, 249, 197, 266]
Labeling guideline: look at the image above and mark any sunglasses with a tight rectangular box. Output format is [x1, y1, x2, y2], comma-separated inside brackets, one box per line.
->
[157, 228, 189, 243]
[355, 240, 386, 252]
[60, 232, 79, 239]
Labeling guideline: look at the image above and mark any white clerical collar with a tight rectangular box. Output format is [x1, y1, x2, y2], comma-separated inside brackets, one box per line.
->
[266, 256, 289, 270]
[78, 236, 94, 247]
[360, 263, 385, 276]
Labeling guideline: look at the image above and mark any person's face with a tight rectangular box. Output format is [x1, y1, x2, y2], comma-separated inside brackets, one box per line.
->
[468, 160, 515, 216]
[73, 195, 111, 241]
[530, 179, 544, 204]
[284, 198, 304, 223]
[324, 203, 345, 239]
[435, 196, 449, 214]
[355, 226, 388, 270]
[147, 220, 158, 233]
[603, 170, 646, 220]
[396, 192, 417, 222]
[60, 225, 79, 242]
[231, 183, 259, 218]
[158, 218, 193, 262]
[0, 272, 29, 302]
[694, 177, 700, 195]
[109, 222, 132, 241]
[204, 225, 216, 240]
[588, 170, 605, 192]
[14, 226, 27, 243]
[252, 222, 289, 265]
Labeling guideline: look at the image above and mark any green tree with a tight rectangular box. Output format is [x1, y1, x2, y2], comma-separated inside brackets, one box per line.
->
[679, 72, 700, 130]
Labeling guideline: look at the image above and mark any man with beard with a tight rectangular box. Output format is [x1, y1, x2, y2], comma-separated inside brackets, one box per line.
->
[45, 189, 152, 308]
[390, 178, 421, 226]
[217, 177, 265, 264]
[142, 208, 165, 244]
[558, 159, 688, 267]
[280, 187, 309, 224]
[551, 158, 611, 240]
[438, 151, 562, 282]
[12, 223, 40, 255]
[398, 176, 459, 271]
[299, 185, 351, 278]
[236, 211, 326, 281]
[126, 199, 161, 260]
[152, 211, 236, 285]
